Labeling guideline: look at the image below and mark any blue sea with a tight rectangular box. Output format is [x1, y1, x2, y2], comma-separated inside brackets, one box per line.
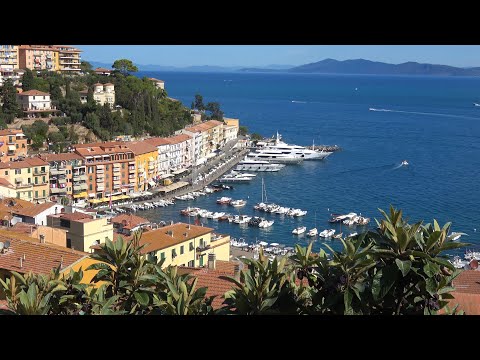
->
[136, 71, 480, 256]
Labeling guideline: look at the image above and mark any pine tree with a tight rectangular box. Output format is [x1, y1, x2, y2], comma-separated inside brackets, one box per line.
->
[22, 69, 35, 91]
[1, 79, 20, 123]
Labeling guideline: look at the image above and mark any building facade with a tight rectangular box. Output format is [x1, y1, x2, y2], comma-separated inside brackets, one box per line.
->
[16, 45, 82, 73]
[148, 77, 165, 90]
[47, 212, 113, 252]
[53, 45, 82, 73]
[144, 137, 171, 177]
[93, 83, 115, 108]
[139, 223, 230, 268]
[17, 90, 57, 118]
[0, 129, 28, 163]
[0, 45, 20, 86]
[127, 142, 159, 191]
[166, 134, 193, 170]
[0, 158, 50, 203]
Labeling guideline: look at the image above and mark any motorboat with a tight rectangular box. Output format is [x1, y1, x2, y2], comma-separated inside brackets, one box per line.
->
[219, 173, 255, 182]
[449, 232, 463, 241]
[258, 219, 274, 228]
[319, 229, 336, 238]
[247, 149, 304, 164]
[230, 199, 247, 207]
[401, 160, 409, 166]
[346, 232, 358, 238]
[235, 158, 285, 172]
[307, 228, 318, 237]
[216, 197, 232, 204]
[292, 226, 307, 235]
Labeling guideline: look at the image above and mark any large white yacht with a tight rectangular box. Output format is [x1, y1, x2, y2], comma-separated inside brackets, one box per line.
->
[257, 132, 332, 160]
[235, 158, 285, 172]
[247, 149, 304, 164]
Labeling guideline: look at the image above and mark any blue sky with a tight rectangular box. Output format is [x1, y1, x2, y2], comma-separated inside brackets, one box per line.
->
[77, 45, 480, 68]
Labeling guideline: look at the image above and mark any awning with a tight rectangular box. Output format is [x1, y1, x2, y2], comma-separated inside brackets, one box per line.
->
[172, 168, 188, 176]
[118, 195, 130, 200]
[73, 192, 88, 198]
[15, 133, 25, 137]
[88, 193, 96, 198]
[148, 180, 156, 187]
[8, 145, 15, 151]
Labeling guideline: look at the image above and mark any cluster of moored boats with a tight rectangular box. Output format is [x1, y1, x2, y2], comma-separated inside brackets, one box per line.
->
[179, 207, 274, 228]
[254, 202, 308, 217]
[329, 212, 371, 226]
[219, 171, 257, 183]
[230, 238, 295, 260]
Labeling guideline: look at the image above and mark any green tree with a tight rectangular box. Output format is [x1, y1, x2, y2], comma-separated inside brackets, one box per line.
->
[22, 69, 35, 91]
[205, 102, 223, 120]
[80, 61, 93, 74]
[112, 59, 138, 76]
[193, 93, 205, 111]
[1, 79, 20, 123]
[251, 133, 263, 141]
[239, 125, 248, 136]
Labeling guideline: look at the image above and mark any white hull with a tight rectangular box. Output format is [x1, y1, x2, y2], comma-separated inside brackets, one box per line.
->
[235, 164, 284, 172]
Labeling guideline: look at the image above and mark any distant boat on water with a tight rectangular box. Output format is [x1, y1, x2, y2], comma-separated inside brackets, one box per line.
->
[474, 103, 480, 107]
[401, 160, 409, 166]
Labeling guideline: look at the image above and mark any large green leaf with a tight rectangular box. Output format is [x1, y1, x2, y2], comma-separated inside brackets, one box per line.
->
[423, 261, 440, 278]
[134, 291, 150, 307]
[372, 264, 398, 301]
[395, 259, 412, 277]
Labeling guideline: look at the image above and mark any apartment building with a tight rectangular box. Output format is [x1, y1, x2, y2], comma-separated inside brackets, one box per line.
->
[126, 142, 158, 191]
[74, 143, 136, 201]
[40, 153, 87, 205]
[53, 45, 82, 73]
[165, 134, 193, 171]
[139, 223, 230, 268]
[0, 157, 50, 203]
[148, 77, 165, 90]
[18, 45, 58, 71]
[17, 90, 57, 118]
[181, 120, 224, 161]
[0, 129, 28, 163]
[93, 83, 115, 108]
[0, 45, 20, 86]
[47, 212, 113, 252]
[144, 137, 172, 176]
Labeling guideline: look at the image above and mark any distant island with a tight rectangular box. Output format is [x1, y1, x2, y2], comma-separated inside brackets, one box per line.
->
[89, 59, 480, 76]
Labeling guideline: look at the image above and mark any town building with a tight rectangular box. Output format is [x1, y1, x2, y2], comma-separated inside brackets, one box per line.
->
[40, 153, 87, 206]
[0, 45, 21, 86]
[175, 129, 203, 165]
[144, 137, 172, 177]
[139, 222, 230, 268]
[94, 67, 112, 76]
[47, 212, 113, 252]
[0, 158, 50, 203]
[165, 134, 193, 172]
[8, 222, 68, 248]
[93, 82, 115, 108]
[126, 142, 159, 191]
[9, 202, 64, 226]
[0, 129, 28, 163]
[16, 90, 57, 118]
[181, 120, 225, 161]
[190, 110, 202, 125]
[18, 45, 58, 72]
[148, 77, 165, 90]
[74, 143, 136, 202]
[53, 45, 82, 73]
[111, 214, 150, 236]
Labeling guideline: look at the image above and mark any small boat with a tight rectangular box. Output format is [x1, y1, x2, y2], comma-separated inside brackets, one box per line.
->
[346, 232, 358, 238]
[216, 197, 232, 204]
[333, 232, 343, 239]
[449, 232, 464, 241]
[307, 228, 318, 237]
[258, 219, 274, 228]
[401, 160, 409, 166]
[474, 103, 480, 107]
[230, 199, 247, 207]
[292, 226, 306, 235]
[319, 229, 335, 238]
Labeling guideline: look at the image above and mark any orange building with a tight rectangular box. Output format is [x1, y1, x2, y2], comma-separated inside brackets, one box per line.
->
[18, 45, 57, 71]
[74, 143, 136, 201]
[0, 129, 28, 163]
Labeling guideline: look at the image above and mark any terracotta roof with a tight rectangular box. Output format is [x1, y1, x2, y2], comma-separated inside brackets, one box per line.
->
[139, 222, 214, 254]
[0, 157, 48, 170]
[94, 68, 111, 72]
[94, 82, 103, 86]
[452, 270, 480, 294]
[126, 141, 158, 155]
[144, 137, 170, 147]
[49, 212, 93, 221]
[0, 129, 24, 136]
[75, 147, 106, 157]
[40, 152, 82, 162]
[75, 141, 124, 149]
[0, 178, 14, 189]
[444, 292, 480, 315]
[179, 260, 242, 308]
[111, 214, 150, 229]
[12, 202, 58, 218]
[165, 134, 192, 144]
[0, 237, 87, 275]
[18, 90, 50, 96]
[0, 197, 36, 212]
[186, 120, 223, 133]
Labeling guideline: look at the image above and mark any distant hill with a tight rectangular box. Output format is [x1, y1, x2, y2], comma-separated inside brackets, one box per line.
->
[287, 58, 480, 76]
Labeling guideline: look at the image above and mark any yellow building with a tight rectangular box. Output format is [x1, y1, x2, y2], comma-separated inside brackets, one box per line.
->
[138, 222, 230, 268]
[0, 157, 50, 203]
[47, 212, 113, 253]
[53, 45, 82, 74]
[223, 117, 239, 129]
[127, 142, 159, 192]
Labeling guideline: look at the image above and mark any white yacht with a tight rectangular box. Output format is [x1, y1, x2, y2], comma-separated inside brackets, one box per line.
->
[319, 229, 336, 238]
[247, 149, 304, 164]
[235, 158, 285, 172]
[307, 228, 318, 237]
[257, 132, 332, 161]
[292, 226, 307, 235]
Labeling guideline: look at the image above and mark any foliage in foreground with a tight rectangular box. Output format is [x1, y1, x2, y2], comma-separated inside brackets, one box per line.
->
[0, 208, 468, 315]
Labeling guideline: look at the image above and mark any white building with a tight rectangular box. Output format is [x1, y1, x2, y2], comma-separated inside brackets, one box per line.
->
[93, 82, 115, 108]
[144, 137, 171, 176]
[166, 134, 193, 170]
[148, 77, 165, 90]
[16, 90, 57, 118]
[11, 202, 64, 226]
[223, 124, 238, 145]
[176, 129, 203, 166]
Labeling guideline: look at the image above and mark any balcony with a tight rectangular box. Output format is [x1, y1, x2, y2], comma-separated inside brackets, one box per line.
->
[113, 167, 120, 173]
[74, 184, 88, 191]
[33, 194, 48, 200]
[33, 182, 48, 187]
[196, 244, 211, 252]
[96, 169, 104, 174]
[50, 187, 67, 194]
[51, 168, 66, 176]
[113, 184, 121, 189]
[97, 186, 105, 191]
[128, 167, 135, 173]
[128, 174, 135, 179]
[33, 170, 47, 176]
[73, 174, 87, 181]
[15, 182, 32, 189]
[58, 178, 66, 185]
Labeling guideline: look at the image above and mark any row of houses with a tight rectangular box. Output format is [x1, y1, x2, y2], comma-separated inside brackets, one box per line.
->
[0, 45, 82, 85]
[0, 119, 239, 206]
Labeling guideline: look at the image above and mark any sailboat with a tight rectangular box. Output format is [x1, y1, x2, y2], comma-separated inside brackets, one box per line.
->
[254, 177, 270, 210]
[334, 216, 343, 239]
[307, 211, 318, 237]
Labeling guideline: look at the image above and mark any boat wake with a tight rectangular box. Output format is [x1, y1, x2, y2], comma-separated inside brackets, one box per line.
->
[369, 107, 479, 120]
[291, 100, 307, 103]
[335, 163, 395, 175]
[392, 164, 403, 170]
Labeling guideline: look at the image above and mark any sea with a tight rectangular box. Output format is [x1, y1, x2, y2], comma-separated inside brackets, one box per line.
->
[136, 71, 480, 256]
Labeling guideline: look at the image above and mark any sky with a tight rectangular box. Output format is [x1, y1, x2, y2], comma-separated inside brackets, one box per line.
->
[77, 45, 480, 68]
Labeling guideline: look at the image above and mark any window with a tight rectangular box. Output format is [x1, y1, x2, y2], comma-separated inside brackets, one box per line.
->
[189, 242, 194, 251]
[16, 193, 20, 199]
[199, 238, 204, 247]
[89, 175, 92, 181]
[43, 96, 45, 100]
[89, 184, 92, 190]
[188, 260, 194, 267]
[35, 177, 38, 184]
[27, 168, 30, 173]
[106, 165, 109, 171]
[66, 239, 72, 248]
[16, 144, 18, 149]
[41, 167, 45, 172]
[122, 163, 125, 169]
[22, 144, 25, 148]
[180, 245, 184, 255]
[42, 176, 46, 183]
[88, 167, 94, 174]
[15, 169, 21, 175]
[33, 96, 35, 100]
[28, 191, 31, 197]
[42, 190, 46, 197]
[4, 171, 7, 175]
[60, 219, 71, 228]
[160, 252, 165, 260]
[171, 249, 177, 259]
[35, 190, 38, 198]
[28, 178, 31, 184]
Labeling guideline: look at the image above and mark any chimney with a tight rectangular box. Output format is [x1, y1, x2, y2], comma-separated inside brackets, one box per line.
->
[60, 255, 63, 268]
[234, 263, 241, 281]
[187, 224, 191, 229]
[208, 253, 216, 270]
